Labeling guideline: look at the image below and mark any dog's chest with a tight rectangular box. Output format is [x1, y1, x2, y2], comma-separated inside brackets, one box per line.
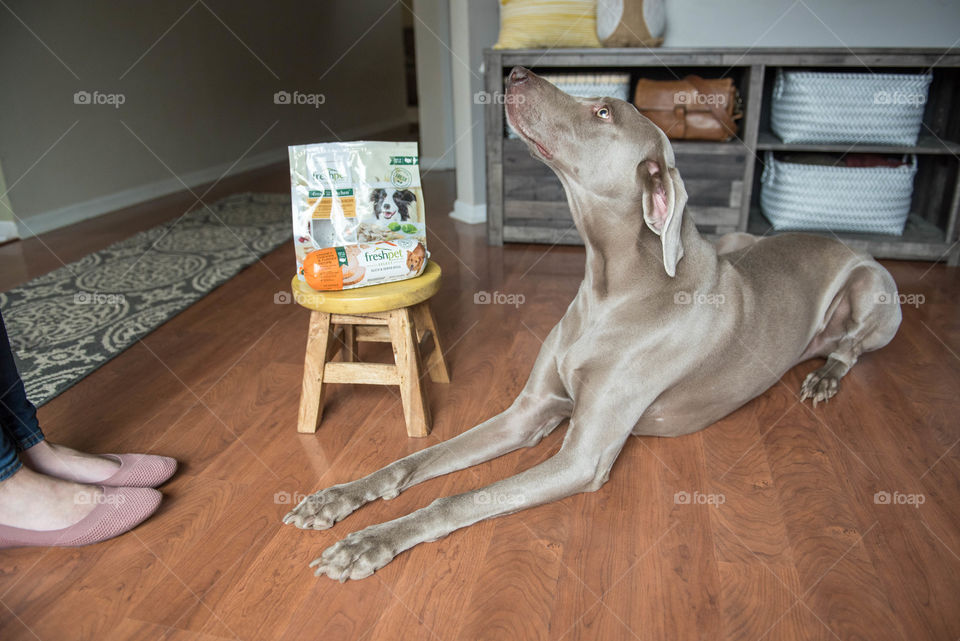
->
[554, 312, 638, 394]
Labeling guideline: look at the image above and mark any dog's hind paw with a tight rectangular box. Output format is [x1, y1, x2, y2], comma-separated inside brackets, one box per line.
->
[799, 369, 839, 407]
[310, 525, 397, 582]
[282, 485, 364, 530]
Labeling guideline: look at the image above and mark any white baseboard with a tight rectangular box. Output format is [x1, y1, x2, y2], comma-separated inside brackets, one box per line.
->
[15, 117, 410, 239]
[0, 220, 18, 243]
[449, 199, 486, 224]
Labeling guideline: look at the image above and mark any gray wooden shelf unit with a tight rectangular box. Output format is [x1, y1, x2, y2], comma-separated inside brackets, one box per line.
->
[484, 47, 960, 264]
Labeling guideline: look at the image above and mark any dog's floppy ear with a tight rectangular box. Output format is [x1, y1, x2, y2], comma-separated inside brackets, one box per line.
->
[396, 189, 416, 203]
[370, 188, 385, 203]
[638, 159, 686, 277]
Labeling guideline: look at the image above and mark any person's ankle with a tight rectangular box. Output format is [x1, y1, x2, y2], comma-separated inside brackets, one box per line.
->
[19, 439, 51, 462]
[19, 441, 120, 484]
[18, 440, 58, 474]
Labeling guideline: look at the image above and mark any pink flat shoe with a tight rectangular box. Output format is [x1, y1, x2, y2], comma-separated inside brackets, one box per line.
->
[0, 486, 162, 549]
[98, 454, 178, 488]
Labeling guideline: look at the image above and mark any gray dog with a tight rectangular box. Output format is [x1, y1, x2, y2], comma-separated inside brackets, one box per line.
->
[284, 66, 902, 582]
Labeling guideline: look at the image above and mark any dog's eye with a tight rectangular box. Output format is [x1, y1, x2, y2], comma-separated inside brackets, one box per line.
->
[595, 106, 611, 119]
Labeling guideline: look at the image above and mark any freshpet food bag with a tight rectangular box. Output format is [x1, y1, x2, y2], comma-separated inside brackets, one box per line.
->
[288, 141, 427, 289]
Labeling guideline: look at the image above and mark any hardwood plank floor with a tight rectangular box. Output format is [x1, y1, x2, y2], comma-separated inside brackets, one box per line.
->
[1, 166, 958, 641]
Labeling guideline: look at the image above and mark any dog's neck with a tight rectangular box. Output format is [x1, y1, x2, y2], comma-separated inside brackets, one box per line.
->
[565, 188, 716, 297]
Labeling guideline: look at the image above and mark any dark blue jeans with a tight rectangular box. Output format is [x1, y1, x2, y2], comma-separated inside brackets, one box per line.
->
[0, 309, 44, 481]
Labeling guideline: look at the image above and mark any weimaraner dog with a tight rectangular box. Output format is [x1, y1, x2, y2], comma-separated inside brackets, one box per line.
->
[284, 67, 902, 581]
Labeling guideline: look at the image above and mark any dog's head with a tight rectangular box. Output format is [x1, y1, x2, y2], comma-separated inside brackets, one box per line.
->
[370, 188, 417, 221]
[406, 242, 426, 274]
[505, 66, 687, 277]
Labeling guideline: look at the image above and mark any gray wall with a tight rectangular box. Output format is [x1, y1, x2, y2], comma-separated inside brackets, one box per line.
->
[413, 0, 456, 170]
[0, 0, 408, 234]
[663, 0, 960, 47]
[449, 0, 499, 223]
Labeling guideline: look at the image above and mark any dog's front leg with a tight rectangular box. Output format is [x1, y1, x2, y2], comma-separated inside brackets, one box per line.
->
[311, 402, 639, 581]
[284, 327, 572, 530]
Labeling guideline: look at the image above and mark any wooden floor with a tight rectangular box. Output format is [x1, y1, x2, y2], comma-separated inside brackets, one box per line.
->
[1, 168, 959, 641]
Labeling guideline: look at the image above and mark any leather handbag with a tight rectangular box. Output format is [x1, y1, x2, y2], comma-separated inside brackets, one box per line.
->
[633, 76, 742, 141]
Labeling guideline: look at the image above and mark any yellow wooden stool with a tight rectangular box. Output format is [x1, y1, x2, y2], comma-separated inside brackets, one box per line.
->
[291, 261, 449, 437]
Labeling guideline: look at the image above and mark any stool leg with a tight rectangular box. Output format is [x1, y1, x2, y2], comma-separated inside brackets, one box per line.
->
[341, 324, 358, 362]
[298, 311, 333, 434]
[412, 302, 450, 384]
[387, 308, 431, 437]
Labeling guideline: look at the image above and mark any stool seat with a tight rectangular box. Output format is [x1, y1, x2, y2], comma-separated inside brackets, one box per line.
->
[291, 261, 442, 314]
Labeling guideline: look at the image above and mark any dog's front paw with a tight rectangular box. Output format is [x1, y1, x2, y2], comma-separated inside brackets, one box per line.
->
[310, 525, 398, 582]
[282, 485, 364, 530]
[799, 369, 839, 407]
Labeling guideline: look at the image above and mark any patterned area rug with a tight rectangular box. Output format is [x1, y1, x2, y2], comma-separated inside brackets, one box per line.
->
[0, 192, 291, 406]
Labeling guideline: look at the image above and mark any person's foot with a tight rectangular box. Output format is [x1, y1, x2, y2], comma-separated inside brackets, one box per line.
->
[0, 466, 163, 548]
[0, 466, 101, 531]
[19, 441, 120, 484]
[19, 442, 177, 488]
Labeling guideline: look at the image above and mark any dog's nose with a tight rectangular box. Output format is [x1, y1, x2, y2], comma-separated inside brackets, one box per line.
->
[509, 66, 529, 85]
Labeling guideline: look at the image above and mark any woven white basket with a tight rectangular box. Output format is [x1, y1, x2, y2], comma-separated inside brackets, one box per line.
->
[507, 73, 630, 138]
[539, 73, 631, 101]
[770, 70, 931, 146]
[760, 152, 917, 235]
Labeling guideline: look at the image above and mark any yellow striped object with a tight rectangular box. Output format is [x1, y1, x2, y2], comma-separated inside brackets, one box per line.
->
[494, 0, 602, 50]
